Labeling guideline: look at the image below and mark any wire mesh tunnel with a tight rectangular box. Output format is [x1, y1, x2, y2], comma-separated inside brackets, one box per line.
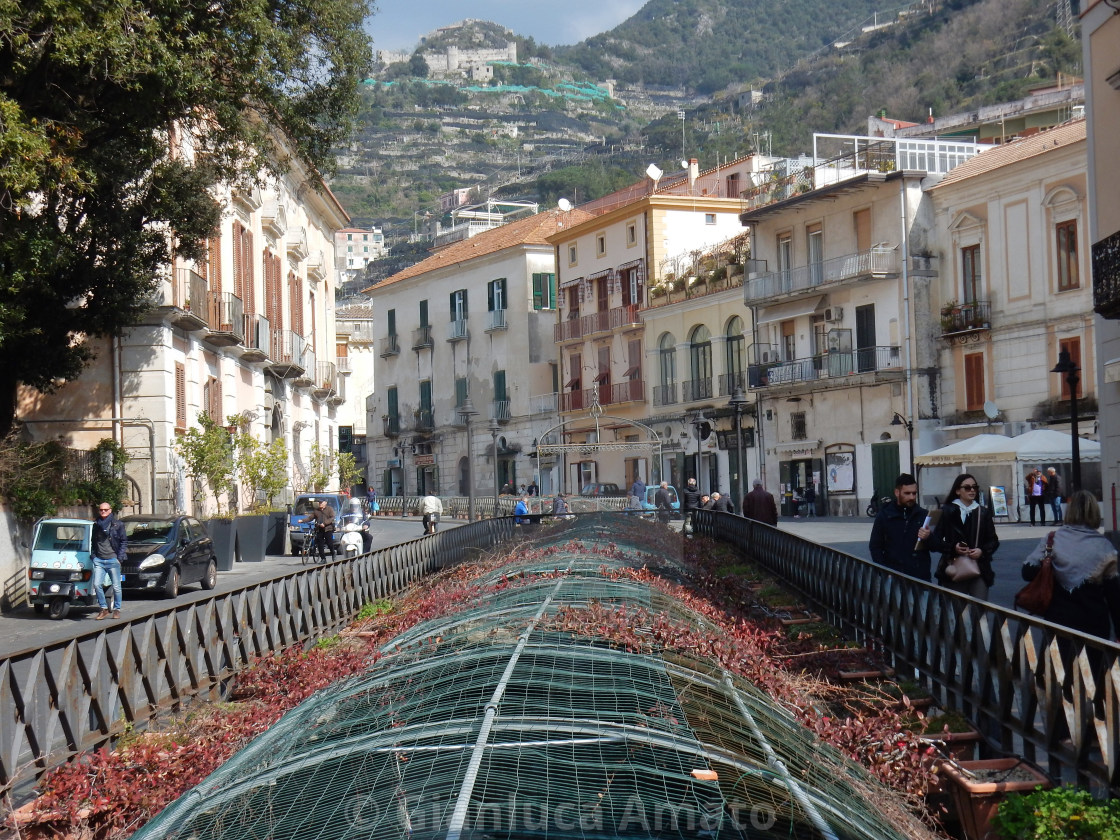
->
[134, 515, 928, 840]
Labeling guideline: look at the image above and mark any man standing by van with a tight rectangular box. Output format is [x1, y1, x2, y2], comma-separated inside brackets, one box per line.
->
[93, 501, 126, 619]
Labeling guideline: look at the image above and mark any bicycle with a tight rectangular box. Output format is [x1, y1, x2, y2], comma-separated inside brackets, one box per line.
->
[298, 529, 317, 565]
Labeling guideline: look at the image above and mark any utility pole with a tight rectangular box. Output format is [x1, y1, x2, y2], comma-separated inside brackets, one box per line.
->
[678, 110, 686, 159]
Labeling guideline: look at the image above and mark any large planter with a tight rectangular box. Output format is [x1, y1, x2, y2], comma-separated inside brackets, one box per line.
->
[205, 517, 236, 571]
[939, 757, 1051, 840]
[265, 510, 287, 555]
[235, 514, 268, 564]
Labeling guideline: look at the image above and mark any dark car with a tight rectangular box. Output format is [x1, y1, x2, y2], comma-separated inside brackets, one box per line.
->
[120, 515, 218, 598]
[579, 483, 623, 497]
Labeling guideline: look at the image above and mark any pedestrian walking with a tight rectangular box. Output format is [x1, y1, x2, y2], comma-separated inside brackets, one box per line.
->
[868, 473, 933, 580]
[92, 501, 126, 619]
[1024, 467, 1048, 526]
[681, 478, 702, 534]
[930, 473, 999, 599]
[1043, 467, 1063, 524]
[741, 479, 778, 527]
[628, 476, 647, 510]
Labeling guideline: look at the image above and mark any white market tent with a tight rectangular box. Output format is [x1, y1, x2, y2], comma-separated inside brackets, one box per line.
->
[914, 430, 1100, 518]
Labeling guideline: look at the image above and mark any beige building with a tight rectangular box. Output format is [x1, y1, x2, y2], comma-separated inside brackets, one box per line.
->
[1083, 0, 1120, 529]
[925, 120, 1097, 511]
[17, 158, 348, 515]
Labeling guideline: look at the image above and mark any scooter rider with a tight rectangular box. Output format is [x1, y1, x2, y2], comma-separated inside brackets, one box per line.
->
[419, 493, 443, 535]
[93, 501, 126, 620]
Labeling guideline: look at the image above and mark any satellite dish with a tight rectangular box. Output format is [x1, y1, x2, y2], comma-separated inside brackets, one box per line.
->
[645, 163, 663, 182]
[680, 160, 689, 169]
[557, 198, 572, 212]
[983, 401, 999, 420]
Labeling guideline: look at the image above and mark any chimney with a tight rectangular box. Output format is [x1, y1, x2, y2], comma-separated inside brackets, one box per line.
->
[688, 158, 699, 190]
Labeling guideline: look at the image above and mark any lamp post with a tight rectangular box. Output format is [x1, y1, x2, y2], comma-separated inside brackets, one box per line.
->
[728, 387, 748, 507]
[891, 412, 915, 478]
[460, 397, 479, 521]
[1051, 350, 1081, 491]
[488, 418, 501, 516]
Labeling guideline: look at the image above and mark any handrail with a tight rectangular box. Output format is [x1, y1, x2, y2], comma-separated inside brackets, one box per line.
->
[694, 510, 1120, 791]
[0, 517, 517, 793]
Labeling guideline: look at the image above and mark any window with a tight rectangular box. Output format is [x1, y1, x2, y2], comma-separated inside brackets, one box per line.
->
[1056, 220, 1079, 291]
[175, 363, 186, 431]
[781, 320, 796, 362]
[620, 266, 642, 307]
[566, 352, 582, 390]
[347, 233, 352, 241]
[1059, 337, 1083, 400]
[450, 289, 468, 322]
[596, 234, 606, 256]
[726, 172, 740, 198]
[777, 234, 792, 287]
[232, 222, 254, 318]
[419, 381, 431, 413]
[487, 278, 507, 311]
[202, 375, 222, 423]
[288, 271, 303, 337]
[568, 244, 578, 265]
[854, 208, 871, 253]
[962, 244, 981, 302]
[626, 339, 642, 380]
[964, 352, 985, 410]
[791, 412, 807, 440]
[493, 370, 507, 401]
[725, 316, 745, 389]
[532, 273, 556, 310]
[454, 378, 467, 409]
[386, 386, 399, 424]
[419, 299, 428, 327]
[689, 325, 712, 384]
[807, 224, 823, 286]
[567, 285, 580, 317]
[705, 214, 716, 225]
[387, 308, 396, 336]
[626, 223, 637, 246]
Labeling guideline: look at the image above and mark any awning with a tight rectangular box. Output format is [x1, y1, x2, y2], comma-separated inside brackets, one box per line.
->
[564, 377, 580, 389]
[593, 371, 609, 383]
[623, 366, 639, 377]
[755, 295, 825, 325]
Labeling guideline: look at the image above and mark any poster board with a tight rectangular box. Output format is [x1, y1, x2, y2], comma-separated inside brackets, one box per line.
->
[989, 485, 1009, 518]
[826, 451, 854, 493]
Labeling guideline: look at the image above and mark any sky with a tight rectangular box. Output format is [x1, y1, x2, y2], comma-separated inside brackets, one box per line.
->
[366, 0, 646, 53]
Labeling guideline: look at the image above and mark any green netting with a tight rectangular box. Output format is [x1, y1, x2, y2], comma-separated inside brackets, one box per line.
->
[134, 516, 930, 840]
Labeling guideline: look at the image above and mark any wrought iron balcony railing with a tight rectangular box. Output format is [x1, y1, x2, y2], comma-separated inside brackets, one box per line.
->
[681, 378, 713, 402]
[486, 309, 507, 332]
[744, 247, 898, 303]
[1092, 229, 1120, 320]
[204, 292, 245, 345]
[382, 415, 401, 437]
[412, 325, 433, 349]
[379, 334, 400, 357]
[447, 319, 469, 342]
[749, 345, 902, 389]
[491, 400, 511, 422]
[653, 384, 678, 406]
[940, 300, 991, 337]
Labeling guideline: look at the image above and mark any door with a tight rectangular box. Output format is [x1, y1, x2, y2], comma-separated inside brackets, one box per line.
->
[870, 442, 900, 506]
[855, 304, 876, 373]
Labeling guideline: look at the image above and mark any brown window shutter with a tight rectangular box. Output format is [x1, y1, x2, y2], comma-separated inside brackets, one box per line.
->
[208, 235, 222, 293]
[964, 353, 985, 411]
[232, 223, 243, 300]
[175, 363, 186, 430]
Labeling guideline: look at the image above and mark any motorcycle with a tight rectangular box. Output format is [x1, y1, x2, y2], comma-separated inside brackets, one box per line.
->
[27, 518, 102, 619]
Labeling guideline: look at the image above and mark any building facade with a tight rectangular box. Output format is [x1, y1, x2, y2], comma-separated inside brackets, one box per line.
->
[334, 301, 379, 492]
[17, 160, 348, 515]
[364, 209, 590, 498]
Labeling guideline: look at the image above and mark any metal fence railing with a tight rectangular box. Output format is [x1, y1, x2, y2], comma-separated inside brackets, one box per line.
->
[694, 510, 1120, 793]
[0, 517, 517, 793]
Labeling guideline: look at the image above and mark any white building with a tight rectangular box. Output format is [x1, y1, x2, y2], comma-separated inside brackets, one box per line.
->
[364, 208, 591, 497]
[334, 300, 378, 491]
[18, 152, 348, 515]
[334, 225, 387, 281]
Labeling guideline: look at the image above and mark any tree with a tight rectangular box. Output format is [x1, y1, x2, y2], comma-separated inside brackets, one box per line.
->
[0, 0, 373, 436]
[175, 415, 235, 515]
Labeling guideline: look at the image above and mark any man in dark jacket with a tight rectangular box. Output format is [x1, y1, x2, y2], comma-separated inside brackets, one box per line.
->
[868, 473, 933, 580]
[709, 491, 732, 513]
[681, 477, 702, 533]
[92, 501, 127, 619]
[654, 481, 673, 524]
[742, 479, 778, 526]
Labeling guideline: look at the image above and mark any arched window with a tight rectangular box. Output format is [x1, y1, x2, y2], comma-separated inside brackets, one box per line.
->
[688, 325, 712, 401]
[725, 316, 745, 394]
[658, 333, 677, 405]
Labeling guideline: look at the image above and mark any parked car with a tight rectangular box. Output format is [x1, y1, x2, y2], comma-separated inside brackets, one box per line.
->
[120, 515, 218, 598]
[579, 483, 624, 497]
[642, 485, 681, 518]
[287, 493, 349, 554]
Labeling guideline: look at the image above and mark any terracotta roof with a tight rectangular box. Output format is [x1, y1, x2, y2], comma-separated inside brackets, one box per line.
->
[367, 208, 593, 291]
[929, 119, 1085, 190]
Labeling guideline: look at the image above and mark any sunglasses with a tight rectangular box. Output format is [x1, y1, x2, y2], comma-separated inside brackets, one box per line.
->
[959, 484, 979, 490]
[99, 507, 112, 512]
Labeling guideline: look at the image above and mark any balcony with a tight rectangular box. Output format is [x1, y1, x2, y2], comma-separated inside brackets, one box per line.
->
[559, 390, 586, 413]
[313, 361, 337, 399]
[379, 334, 400, 357]
[486, 309, 508, 332]
[343, 322, 376, 344]
[382, 415, 401, 437]
[202, 292, 244, 347]
[268, 330, 305, 378]
[744, 247, 899, 304]
[611, 379, 644, 404]
[447, 319, 469, 342]
[491, 399, 511, 422]
[293, 346, 316, 388]
[1093, 229, 1120, 320]
[167, 268, 208, 330]
[653, 384, 678, 407]
[681, 378, 713, 403]
[336, 356, 351, 374]
[530, 392, 558, 415]
[940, 300, 991, 341]
[412, 325, 433, 350]
[554, 314, 583, 343]
[414, 408, 434, 432]
[240, 314, 271, 363]
[748, 345, 902, 391]
[718, 371, 747, 397]
[580, 309, 611, 337]
[646, 270, 746, 310]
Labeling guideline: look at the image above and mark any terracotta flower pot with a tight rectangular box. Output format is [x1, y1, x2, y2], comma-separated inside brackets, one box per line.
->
[938, 757, 1051, 840]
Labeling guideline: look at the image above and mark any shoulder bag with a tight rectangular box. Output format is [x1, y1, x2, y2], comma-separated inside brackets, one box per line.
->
[1015, 531, 1056, 614]
[944, 508, 983, 582]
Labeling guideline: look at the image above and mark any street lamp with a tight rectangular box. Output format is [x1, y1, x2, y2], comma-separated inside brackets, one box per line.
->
[488, 418, 501, 516]
[728, 387, 749, 506]
[460, 397, 479, 521]
[890, 412, 914, 478]
[1051, 350, 1081, 491]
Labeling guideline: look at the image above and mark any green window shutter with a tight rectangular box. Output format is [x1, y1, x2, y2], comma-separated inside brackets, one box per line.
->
[419, 299, 428, 327]
[494, 370, 507, 401]
[532, 273, 543, 310]
[455, 377, 467, 407]
[387, 387, 398, 418]
[487, 281, 495, 312]
[419, 380, 432, 411]
[498, 278, 506, 306]
[387, 308, 396, 335]
[450, 291, 456, 321]
[462, 290, 468, 318]
[382, 470, 391, 496]
[548, 274, 557, 309]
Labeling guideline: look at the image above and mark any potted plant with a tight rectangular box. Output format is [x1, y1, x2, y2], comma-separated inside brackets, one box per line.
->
[992, 784, 1120, 839]
[937, 756, 1051, 840]
[232, 423, 290, 560]
[175, 415, 237, 570]
[924, 710, 983, 761]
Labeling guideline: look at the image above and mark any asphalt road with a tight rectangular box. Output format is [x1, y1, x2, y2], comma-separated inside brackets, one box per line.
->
[0, 516, 450, 657]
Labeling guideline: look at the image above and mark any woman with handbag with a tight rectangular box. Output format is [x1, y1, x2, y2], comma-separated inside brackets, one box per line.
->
[930, 473, 999, 598]
[1021, 490, 1120, 640]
